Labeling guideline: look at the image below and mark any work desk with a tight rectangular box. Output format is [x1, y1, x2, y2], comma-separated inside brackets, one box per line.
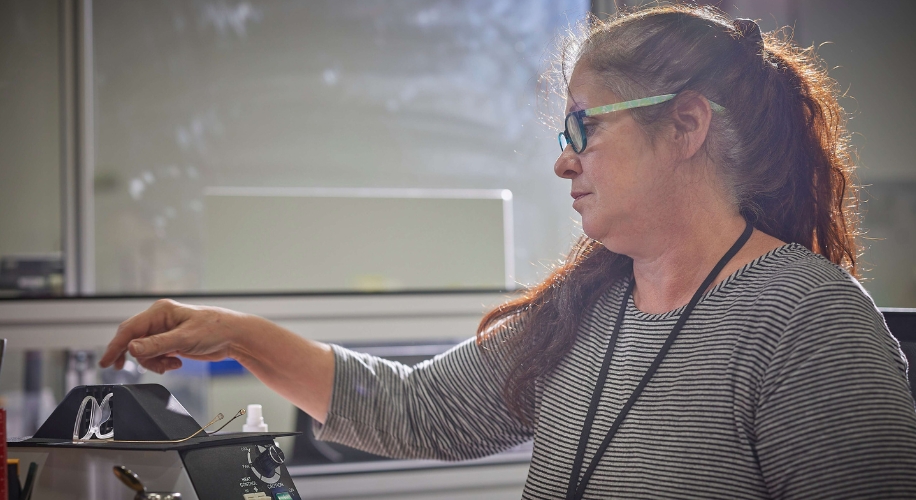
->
[289, 445, 531, 500]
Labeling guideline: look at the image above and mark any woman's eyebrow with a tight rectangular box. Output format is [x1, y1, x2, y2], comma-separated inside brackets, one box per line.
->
[566, 92, 586, 113]
[566, 99, 587, 114]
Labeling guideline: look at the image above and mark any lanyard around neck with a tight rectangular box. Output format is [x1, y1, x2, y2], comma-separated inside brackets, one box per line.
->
[566, 222, 754, 500]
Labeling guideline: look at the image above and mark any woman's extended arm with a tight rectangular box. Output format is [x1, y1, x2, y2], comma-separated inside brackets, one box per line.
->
[314, 332, 533, 461]
[100, 298, 534, 461]
[98, 299, 336, 423]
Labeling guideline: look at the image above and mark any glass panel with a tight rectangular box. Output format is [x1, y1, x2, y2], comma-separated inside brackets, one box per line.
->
[0, 0, 63, 298]
[92, 0, 588, 294]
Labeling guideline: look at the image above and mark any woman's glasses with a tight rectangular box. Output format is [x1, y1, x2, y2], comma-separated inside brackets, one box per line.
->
[72, 392, 247, 444]
[73, 393, 114, 440]
[558, 93, 725, 153]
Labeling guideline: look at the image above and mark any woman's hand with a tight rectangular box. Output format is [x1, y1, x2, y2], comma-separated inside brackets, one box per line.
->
[99, 298, 336, 421]
[99, 299, 251, 374]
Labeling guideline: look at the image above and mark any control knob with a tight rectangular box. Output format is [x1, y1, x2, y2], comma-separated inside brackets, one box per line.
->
[251, 445, 285, 478]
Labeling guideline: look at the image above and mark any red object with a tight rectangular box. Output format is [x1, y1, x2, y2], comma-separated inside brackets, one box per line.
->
[1, 408, 7, 500]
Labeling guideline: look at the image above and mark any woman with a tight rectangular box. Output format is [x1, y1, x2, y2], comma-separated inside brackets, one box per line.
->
[100, 5, 916, 499]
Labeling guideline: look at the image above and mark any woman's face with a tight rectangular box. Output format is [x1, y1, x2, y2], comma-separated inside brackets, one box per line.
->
[554, 66, 679, 253]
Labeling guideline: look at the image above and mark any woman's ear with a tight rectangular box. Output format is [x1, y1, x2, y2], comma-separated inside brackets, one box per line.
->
[669, 92, 713, 161]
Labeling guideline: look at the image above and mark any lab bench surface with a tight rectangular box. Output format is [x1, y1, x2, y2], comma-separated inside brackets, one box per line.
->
[291, 460, 530, 500]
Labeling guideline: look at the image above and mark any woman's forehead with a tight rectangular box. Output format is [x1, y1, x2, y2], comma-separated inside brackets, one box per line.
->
[565, 66, 620, 113]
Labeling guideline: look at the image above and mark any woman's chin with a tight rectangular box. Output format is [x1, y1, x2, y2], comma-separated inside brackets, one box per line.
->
[581, 223, 629, 254]
[580, 223, 606, 243]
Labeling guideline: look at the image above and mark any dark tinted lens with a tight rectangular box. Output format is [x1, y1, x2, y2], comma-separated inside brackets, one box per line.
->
[566, 114, 584, 152]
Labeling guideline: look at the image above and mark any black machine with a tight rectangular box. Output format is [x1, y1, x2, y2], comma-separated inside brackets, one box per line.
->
[7, 384, 300, 500]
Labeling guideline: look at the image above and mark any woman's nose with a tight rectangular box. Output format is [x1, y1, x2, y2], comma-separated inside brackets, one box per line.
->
[554, 146, 581, 179]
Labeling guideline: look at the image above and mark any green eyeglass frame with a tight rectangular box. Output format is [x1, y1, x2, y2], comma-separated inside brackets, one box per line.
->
[558, 93, 726, 153]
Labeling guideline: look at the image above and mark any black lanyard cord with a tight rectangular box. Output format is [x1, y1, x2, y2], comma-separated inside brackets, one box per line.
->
[566, 221, 753, 500]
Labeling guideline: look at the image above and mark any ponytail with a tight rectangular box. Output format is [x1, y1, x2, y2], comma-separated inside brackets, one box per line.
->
[755, 36, 857, 270]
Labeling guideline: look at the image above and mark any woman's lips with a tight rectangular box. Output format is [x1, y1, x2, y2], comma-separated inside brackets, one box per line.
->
[571, 192, 589, 211]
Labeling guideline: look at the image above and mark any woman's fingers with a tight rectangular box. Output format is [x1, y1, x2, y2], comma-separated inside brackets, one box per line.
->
[114, 351, 126, 370]
[101, 300, 238, 372]
[99, 299, 187, 368]
[134, 354, 183, 374]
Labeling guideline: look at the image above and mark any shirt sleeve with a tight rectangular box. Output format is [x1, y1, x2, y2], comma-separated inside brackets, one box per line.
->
[755, 277, 916, 499]
[312, 315, 534, 461]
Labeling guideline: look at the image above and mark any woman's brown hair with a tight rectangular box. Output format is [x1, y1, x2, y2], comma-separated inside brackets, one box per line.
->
[478, 4, 860, 423]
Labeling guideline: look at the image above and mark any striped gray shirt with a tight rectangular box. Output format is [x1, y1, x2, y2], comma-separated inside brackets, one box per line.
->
[314, 244, 916, 498]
